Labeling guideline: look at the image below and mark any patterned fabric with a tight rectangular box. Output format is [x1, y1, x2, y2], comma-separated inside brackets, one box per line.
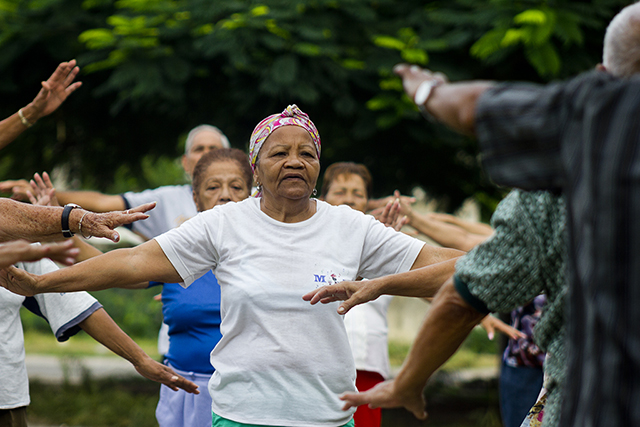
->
[249, 104, 321, 172]
[504, 296, 546, 368]
[519, 390, 547, 427]
[454, 189, 566, 427]
[475, 70, 640, 427]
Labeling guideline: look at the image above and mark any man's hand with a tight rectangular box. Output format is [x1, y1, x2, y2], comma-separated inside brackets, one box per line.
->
[0, 240, 79, 269]
[133, 356, 199, 394]
[393, 64, 448, 102]
[0, 179, 31, 201]
[302, 280, 381, 315]
[79, 202, 156, 242]
[339, 379, 428, 420]
[29, 59, 82, 120]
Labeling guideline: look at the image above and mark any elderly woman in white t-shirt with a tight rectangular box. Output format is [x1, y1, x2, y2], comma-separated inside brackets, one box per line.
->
[0, 105, 462, 427]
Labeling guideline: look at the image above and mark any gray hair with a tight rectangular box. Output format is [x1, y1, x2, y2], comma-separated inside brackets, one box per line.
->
[185, 125, 230, 154]
[603, 1, 640, 78]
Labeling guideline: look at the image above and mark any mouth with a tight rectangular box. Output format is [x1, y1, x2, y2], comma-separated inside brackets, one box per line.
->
[282, 174, 305, 182]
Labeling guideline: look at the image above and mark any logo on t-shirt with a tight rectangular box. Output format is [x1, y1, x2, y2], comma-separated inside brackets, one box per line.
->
[313, 272, 342, 286]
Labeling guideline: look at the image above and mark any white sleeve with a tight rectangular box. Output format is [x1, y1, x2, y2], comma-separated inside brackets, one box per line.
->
[154, 209, 220, 287]
[17, 257, 102, 342]
[357, 215, 425, 279]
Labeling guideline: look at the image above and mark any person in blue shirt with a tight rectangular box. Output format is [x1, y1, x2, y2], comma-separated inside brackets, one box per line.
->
[146, 148, 252, 427]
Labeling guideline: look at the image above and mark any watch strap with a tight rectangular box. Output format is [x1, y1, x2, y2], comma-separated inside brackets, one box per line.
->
[61, 204, 81, 238]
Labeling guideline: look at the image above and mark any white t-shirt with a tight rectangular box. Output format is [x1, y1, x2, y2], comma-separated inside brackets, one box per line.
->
[344, 294, 393, 379]
[122, 185, 197, 239]
[155, 198, 424, 426]
[0, 257, 100, 409]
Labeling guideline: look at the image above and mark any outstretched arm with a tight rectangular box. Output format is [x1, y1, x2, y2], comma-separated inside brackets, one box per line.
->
[303, 255, 461, 314]
[339, 278, 484, 419]
[0, 239, 180, 296]
[79, 307, 198, 394]
[394, 64, 493, 135]
[0, 198, 154, 243]
[0, 59, 82, 150]
[404, 209, 491, 252]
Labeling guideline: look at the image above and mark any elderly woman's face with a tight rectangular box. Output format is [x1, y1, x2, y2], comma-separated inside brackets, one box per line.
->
[255, 126, 320, 201]
[323, 173, 368, 214]
[194, 160, 251, 212]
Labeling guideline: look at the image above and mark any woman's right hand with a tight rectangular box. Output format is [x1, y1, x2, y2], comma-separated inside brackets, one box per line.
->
[302, 279, 382, 314]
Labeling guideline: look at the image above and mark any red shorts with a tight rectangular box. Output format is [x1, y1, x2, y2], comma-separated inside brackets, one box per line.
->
[354, 370, 385, 427]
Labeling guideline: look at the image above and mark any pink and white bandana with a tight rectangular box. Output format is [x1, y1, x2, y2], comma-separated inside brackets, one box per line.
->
[248, 104, 321, 172]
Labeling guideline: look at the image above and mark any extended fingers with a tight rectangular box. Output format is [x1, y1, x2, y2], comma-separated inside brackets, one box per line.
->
[129, 202, 157, 214]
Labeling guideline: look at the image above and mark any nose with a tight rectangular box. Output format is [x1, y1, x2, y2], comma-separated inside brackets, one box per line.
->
[218, 185, 232, 203]
[284, 153, 304, 168]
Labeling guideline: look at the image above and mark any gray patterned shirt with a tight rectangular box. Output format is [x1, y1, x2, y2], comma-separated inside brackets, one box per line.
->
[454, 189, 566, 427]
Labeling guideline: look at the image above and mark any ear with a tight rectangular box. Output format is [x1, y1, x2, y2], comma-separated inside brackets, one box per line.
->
[181, 154, 189, 171]
[596, 63, 607, 72]
[192, 191, 201, 211]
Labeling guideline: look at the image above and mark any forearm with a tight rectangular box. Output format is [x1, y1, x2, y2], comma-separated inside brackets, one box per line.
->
[0, 199, 79, 242]
[0, 105, 37, 149]
[409, 214, 483, 251]
[56, 191, 126, 212]
[79, 308, 151, 367]
[426, 82, 494, 135]
[371, 258, 460, 299]
[393, 279, 484, 392]
[37, 241, 180, 292]
[437, 214, 493, 236]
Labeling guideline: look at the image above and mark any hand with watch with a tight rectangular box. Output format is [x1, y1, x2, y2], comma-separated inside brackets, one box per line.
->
[60, 202, 157, 242]
[393, 64, 449, 121]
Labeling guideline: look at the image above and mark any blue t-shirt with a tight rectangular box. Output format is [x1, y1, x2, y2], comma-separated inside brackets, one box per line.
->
[150, 270, 222, 374]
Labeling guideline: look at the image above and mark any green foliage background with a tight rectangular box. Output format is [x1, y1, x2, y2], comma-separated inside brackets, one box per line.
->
[1, 0, 629, 210]
[1, 0, 631, 334]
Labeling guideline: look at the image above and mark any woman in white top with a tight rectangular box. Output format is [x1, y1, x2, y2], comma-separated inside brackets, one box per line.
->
[0, 105, 462, 427]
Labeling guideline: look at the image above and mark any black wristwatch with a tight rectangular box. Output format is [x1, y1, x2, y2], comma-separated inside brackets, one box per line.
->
[61, 203, 81, 238]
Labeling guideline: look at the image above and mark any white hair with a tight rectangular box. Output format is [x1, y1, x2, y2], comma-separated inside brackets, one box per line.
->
[184, 125, 230, 154]
[603, 1, 640, 77]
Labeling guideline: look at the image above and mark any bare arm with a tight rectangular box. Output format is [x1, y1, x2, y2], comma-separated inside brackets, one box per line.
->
[78, 307, 198, 393]
[303, 256, 461, 314]
[0, 240, 181, 296]
[56, 191, 127, 212]
[406, 211, 490, 251]
[393, 64, 494, 135]
[428, 212, 494, 236]
[0, 60, 82, 150]
[339, 278, 484, 419]
[0, 198, 154, 243]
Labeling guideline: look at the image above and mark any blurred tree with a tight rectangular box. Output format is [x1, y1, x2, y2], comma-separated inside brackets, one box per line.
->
[0, 0, 629, 216]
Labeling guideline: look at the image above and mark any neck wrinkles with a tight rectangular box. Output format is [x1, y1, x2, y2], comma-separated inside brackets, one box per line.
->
[259, 196, 317, 223]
